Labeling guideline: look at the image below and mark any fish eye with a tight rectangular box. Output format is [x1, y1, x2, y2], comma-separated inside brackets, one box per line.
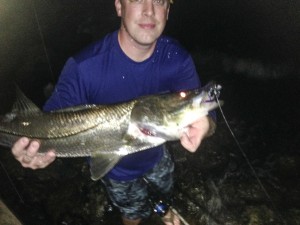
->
[179, 92, 187, 98]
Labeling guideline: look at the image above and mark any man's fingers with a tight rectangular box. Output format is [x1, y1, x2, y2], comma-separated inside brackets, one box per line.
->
[12, 138, 56, 169]
[42, 151, 56, 164]
[18, 140, 40, 166]
[26, 140, 40, 157]
[22, 151, 56, 169]
[11, 137, 30, 158]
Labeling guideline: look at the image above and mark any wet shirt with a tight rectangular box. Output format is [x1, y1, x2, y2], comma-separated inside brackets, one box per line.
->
[43, 30, 200, 181]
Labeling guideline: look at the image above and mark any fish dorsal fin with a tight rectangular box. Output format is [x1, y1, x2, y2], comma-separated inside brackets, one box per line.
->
[12, 86, 41, 116]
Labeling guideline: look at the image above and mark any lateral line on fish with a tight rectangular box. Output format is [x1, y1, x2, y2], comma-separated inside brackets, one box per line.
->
[0, 121, 101, 139]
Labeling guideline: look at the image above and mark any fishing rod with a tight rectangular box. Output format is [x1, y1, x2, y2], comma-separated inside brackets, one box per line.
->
[31, 0, 64, 110]
[9, 2, 287, 225]
[0, 159, 24, 204]
[0, 0, 60, 207]
[143, 177, 190, 225]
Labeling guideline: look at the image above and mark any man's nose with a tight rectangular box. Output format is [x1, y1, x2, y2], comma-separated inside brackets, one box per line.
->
[143, 0, 155, 16]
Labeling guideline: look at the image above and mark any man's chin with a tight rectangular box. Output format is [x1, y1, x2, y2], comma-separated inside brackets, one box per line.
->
[135, 34, 160, 46]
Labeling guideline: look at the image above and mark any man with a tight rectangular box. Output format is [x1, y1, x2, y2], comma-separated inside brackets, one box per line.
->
[11, 0, 215, 224]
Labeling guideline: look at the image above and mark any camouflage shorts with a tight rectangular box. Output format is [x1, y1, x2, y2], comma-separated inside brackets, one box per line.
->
[102, 148, 174, 220]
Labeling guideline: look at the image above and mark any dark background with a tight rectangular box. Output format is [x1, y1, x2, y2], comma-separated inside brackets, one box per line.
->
[0, 0, 299, 224]
[1, 0, 299, 88]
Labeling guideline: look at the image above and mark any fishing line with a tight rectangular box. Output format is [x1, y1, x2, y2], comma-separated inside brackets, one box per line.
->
[20, 2, 289, 224]
[0, 0, 62, 206]
[174, 183, 222, 225]
[214, 90, 287, 225]
[31, 0, 55, 82]
[31, 0, 63, 110]
[0, 1, 52, 207]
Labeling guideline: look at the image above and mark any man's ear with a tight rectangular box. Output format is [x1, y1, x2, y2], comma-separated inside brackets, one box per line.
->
[167, 7, 170, 20]
[166, 3, 170, 20]
[115, 0, 122, 17]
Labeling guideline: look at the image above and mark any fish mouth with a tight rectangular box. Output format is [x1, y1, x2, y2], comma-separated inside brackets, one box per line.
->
[139, 127, 156, 136]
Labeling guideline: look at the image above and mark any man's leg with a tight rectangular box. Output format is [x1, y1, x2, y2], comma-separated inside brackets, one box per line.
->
[144, 148, 180, 225]
[102, 177, 151, 224]
[102, 148, 180, 225]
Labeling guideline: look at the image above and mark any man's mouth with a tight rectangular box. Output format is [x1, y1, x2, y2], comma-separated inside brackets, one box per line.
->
[139, 23, 155, 29]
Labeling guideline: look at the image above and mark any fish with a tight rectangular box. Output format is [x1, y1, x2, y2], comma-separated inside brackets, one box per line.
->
[0, 82, 222, 180]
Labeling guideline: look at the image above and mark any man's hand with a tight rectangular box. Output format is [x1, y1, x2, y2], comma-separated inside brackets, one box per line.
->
[11, 137, 56, 169]
[162, 209, 180, 225]
[180, 116, 215, 152]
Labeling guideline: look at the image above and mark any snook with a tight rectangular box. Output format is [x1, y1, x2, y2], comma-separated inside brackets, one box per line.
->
[0, 82, 222, 180]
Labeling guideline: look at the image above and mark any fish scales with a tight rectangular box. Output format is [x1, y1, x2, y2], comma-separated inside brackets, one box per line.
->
[1, 108, 101, 138]
[1, 103, 137, 156]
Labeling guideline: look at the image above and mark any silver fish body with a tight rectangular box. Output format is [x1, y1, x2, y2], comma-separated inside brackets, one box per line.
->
[0, 82, 222, 180]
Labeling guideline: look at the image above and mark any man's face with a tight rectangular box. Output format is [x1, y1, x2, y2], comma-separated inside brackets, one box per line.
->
[115, 0, 170, 47]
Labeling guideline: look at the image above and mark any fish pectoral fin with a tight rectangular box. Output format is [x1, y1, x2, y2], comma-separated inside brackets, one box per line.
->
[89, 154, 122, 181]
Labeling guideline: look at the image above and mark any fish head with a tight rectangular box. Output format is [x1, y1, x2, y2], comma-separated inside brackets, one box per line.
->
[130, 82, 222, 140]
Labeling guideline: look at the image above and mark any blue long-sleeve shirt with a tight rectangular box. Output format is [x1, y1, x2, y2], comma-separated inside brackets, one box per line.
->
[43, 30, 200, 180]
